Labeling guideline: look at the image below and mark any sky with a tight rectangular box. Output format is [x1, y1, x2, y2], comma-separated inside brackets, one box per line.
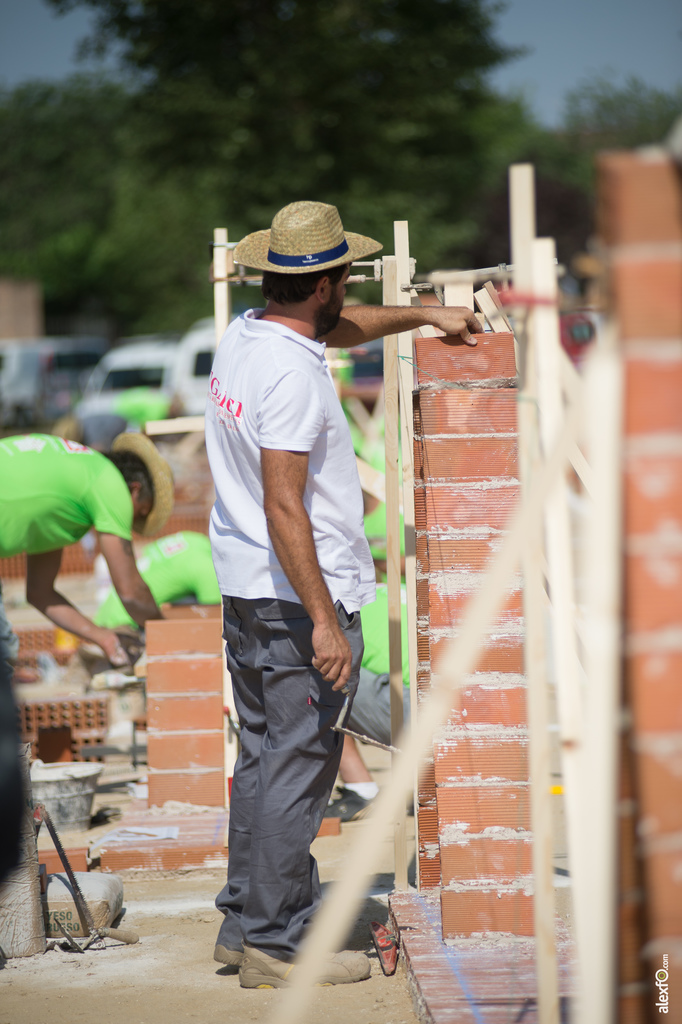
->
[0, 0, 681, 126]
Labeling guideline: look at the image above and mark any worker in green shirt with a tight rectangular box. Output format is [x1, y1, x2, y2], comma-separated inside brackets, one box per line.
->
[0, 432, 174, 668]
[95, 531, 220, 629]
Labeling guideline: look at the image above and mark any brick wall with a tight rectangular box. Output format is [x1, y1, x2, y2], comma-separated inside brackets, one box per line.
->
[598, 149, 682, 1012]
[413, 332, 532, 936]
[146, 617, 225, 807]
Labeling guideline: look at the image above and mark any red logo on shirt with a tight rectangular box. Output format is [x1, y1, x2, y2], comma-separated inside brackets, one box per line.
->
[209, 374, 243, 421]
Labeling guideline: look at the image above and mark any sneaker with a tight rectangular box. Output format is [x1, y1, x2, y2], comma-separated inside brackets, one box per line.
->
[239, 943, 371, 989]
[323, 787, 373, 822]
[214, 943, 244, 967]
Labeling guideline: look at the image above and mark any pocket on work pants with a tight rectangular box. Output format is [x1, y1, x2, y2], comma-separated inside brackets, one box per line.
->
[222, 596, 243, 657]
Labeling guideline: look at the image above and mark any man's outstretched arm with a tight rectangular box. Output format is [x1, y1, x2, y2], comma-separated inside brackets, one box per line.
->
[322, 304, 483, 349]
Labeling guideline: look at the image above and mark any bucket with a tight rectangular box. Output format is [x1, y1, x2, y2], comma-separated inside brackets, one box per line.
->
[30, 761, 104, 832]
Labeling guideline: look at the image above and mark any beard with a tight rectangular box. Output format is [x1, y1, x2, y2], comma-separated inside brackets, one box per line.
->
[313, 291, 344, 339]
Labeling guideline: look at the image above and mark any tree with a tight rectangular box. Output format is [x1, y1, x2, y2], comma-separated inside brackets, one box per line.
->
[563, 74, 682, 152]
[46, 0, 521, 268]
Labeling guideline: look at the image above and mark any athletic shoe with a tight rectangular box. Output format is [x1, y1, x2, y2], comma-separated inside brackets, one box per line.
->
[214, 943, 244, 966]
[239, 943, 371, 989]
[323, 787, 373, 822]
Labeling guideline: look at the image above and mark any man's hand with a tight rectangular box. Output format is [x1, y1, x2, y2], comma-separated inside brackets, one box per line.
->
[99, 631, 133, 668]
[428, 306, 483, 346]
[312, 618, 352, 691]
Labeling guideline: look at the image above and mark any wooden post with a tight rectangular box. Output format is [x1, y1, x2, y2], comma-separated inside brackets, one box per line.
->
[443, 278, 474, 310]
[213, 227, 237, 807]
[510, 165, 560, 1024]
[213, 227, 230, 345]
[579, 332, 623, 1024]
[382, 254, 408, 891]
[393, 221, 420, 891]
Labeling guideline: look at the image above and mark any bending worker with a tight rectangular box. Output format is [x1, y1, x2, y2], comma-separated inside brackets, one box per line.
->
[206, 200, 481, 988]
[0, 432, 174, 667]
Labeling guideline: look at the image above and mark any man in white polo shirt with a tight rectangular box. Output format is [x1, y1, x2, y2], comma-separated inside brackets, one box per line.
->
[206, 201, 481, 989]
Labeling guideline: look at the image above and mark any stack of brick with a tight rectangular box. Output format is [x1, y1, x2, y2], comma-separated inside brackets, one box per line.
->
[146, 617, 225, 807]
[413, 331, 533, 937]
[597, 149, 682, 1015]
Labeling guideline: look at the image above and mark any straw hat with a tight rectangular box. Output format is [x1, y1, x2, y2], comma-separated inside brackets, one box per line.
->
[111, 432, 174, 537]
[233, 201, 382, 274]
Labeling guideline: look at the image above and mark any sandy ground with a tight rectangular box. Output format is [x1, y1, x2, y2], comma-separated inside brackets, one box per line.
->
[1, 738, 420, 1024]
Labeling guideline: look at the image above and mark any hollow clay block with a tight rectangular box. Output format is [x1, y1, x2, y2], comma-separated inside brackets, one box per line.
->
[0, 744, 47, 957]
[43, 872, 124, 938]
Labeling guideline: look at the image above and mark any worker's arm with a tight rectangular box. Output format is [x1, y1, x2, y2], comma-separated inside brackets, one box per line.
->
[25, 549, 131, 667]
[98, 533, 163, 629]
[261, 447, 351, 691]
[321, 304, 483, 348]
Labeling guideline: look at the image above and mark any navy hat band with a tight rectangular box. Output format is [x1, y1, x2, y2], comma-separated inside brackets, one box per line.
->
[266, 238, 349, 269]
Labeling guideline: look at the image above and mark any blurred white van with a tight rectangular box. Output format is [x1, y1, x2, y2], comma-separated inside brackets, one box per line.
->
[168, 317, 216, 415]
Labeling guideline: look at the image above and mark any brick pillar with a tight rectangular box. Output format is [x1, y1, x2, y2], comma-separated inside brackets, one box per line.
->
[597, 150, 682, 1014]
[146, 617, 225, 807]
[413, 331, 533, 937]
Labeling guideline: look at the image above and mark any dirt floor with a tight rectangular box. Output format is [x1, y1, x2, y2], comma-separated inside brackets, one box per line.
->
[1, 747, 420, 1024]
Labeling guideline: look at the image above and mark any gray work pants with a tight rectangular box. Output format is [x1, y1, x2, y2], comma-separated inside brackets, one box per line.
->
[215, 595, 363, 963]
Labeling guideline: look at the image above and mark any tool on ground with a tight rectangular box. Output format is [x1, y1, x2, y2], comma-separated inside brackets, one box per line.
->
[332, 691, 400, 755]
[369, 920, 399, 975]
[34, 804, 139, 948]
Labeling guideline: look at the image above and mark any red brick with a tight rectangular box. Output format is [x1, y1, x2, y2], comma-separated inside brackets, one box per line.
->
[430, 635, 525, 675]
[418, 536, 499, 573]
[148, 769, 225, 807]
[39, 848, 88, 873]
[440, 835, 532, 884]
[159, 603, 221, 620]
[434, 736, 528, 782]
[625, 553, 682, 631]
[146, 617, 223, 656]
[624, 358, 682, 434]
[612, 260, 682, 340]
[417, 389, 518, 436]
[429, 584, 522, 629]
[146, 656, 223, 694]
[447, 684, 527, 728]
[597, 152, 682, 246]
[147, 693, 224, 732]
[415, 333, 517, 386]
[416, 484, 519, 532]
[441, 890, 534, 937]
[415, 437, 518, 483]
[625, 453, 682, 534]
[418, 855, 442, 889]
[616, 993, 648, 1024]
[436, 785, 530, 831]
[618, 897, 647, 986]
[635, 748, 682, 835]
[642, 846, 682, 938]
[418, 758, 436, 804]
[147, 731, 225, 770]
[100, 843, 228, 872]
[628, 652, 682, 731]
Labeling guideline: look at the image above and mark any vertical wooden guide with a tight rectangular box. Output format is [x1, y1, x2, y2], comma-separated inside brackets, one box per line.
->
[509, 165, 560, 1024]
[213, 228, 238, 807]
[382, 254, 409, 891]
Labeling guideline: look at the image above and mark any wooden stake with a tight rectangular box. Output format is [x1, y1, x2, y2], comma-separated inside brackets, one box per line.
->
[382, 254, 408, 892]
[213, 227, 237, 805]
[474, 283, 511, 332]
[579, 334, 623, 1024]
[394, 220, 420, 892]
[443, 278, 474, 310]
[510, 165, 560, 1024]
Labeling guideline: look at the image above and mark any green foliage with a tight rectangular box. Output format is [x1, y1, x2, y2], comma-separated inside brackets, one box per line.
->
[563, 74, 682, 150]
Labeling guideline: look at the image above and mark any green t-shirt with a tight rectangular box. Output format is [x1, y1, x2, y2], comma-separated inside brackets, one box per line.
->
[363, 501, 405, 561]
[360, 584, 409, 686]
[113, 388, 171, 428]
[95, 531, 220, 629]
[0, 434, 132, 558]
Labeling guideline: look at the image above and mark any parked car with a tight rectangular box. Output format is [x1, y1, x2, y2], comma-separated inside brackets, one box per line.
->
[168, 317, 216, 415]
[0, 336, 108, 427]
[74, 337, 180, 423]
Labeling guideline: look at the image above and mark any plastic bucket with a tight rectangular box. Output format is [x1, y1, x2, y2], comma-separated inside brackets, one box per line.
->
[30, 761, 104, 832]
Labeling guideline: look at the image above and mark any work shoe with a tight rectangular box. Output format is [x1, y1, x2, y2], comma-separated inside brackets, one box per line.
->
[323, 787, 373, 822]
[214, 943, 244, 967]
[239, 943, 371, 989]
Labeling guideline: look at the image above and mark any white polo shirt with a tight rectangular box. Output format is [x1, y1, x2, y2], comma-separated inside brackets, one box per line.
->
[205, 310, 376, 612]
